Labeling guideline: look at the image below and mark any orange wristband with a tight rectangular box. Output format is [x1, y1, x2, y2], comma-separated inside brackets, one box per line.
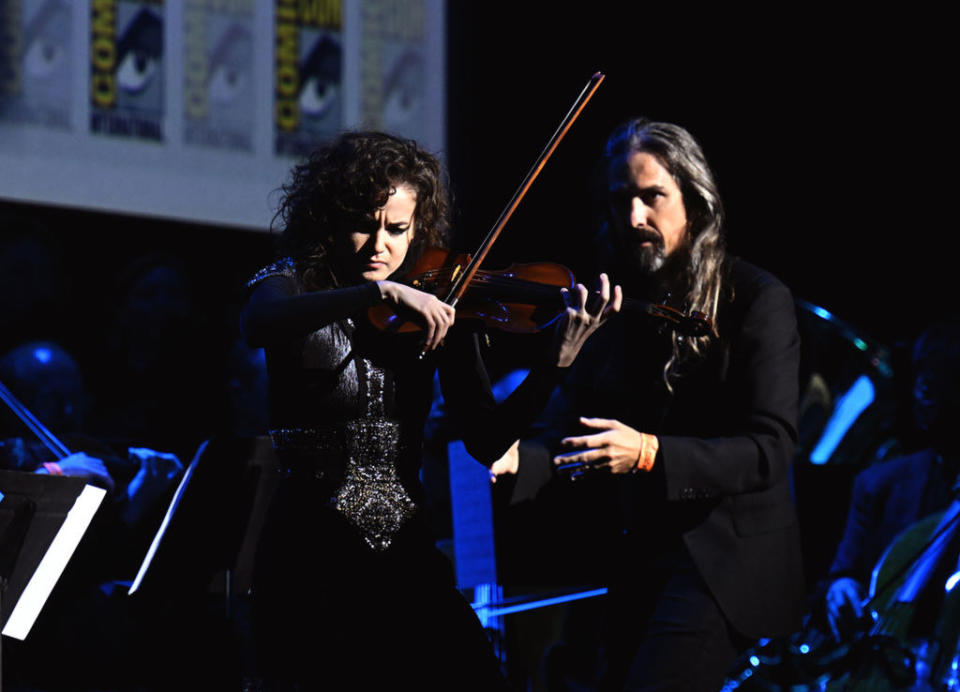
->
[43, 462, 64, 476]
[635, 433, 659, 472]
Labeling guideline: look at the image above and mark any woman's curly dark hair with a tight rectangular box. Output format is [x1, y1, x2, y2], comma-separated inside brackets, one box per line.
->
[275, 131, 450, 288]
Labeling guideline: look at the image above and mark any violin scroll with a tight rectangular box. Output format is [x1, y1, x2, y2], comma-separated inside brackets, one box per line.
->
[645, 305, 714, 338]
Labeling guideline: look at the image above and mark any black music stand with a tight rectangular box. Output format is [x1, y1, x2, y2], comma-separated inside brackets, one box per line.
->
[0, 470, 106, 685]
[127, 435, 264, 599]
[123, 435, 266, 690]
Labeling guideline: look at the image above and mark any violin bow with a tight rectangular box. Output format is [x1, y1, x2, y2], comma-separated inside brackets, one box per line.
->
[441, 72, 605, 307]
[0, 379, 71, 460]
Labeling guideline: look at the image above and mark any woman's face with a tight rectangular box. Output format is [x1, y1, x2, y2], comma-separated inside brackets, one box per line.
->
[345, 185, 417, 282]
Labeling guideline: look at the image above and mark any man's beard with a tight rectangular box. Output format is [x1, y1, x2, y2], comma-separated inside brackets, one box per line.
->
[619, 226, 669, 275]
[625, 236, 667, 274]
[613, 227, 691, 299]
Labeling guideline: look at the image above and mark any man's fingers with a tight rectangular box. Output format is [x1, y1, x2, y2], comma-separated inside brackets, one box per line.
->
[609, 285, 623, 314]
[553, 448, 606, 467]
[594, 273, 611, 313]
[575, 283, 589, 311]
[561, 433, 606, 449]
[579, 416, 617, 430]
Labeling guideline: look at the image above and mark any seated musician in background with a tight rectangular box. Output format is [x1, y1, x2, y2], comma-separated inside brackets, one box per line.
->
[0, 340, 185, 690]
[1, 340, 115, 490]
[824, 322, 960, 641]
[508, 118, 804, 690]
[0, 340, 182, 526]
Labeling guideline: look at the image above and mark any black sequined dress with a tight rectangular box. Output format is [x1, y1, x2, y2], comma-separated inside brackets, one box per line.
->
[243, 260, 564, 690]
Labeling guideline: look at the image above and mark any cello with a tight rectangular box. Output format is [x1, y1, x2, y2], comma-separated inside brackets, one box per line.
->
[725, 501, 960, 690]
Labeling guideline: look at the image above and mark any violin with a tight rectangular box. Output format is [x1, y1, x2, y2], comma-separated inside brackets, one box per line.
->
[368, 246, 713, 337]
[366, 73, 605, 348]
[367, 73, 711, 343]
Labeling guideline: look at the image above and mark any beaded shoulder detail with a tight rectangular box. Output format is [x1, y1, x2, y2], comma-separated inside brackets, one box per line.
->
[247, 257, 296, 289]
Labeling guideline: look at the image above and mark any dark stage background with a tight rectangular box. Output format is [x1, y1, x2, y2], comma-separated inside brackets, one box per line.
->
[1, 0, 954, 572]
[0, 6, 955, 687]
[5, 8, 955, 353]
[0, 5, 953, 521]
[447, 7, 956, 346]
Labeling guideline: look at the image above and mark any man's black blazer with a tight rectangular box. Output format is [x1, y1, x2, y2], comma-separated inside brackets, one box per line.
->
[519, 258, 805, 639]
[656, 258, 804, 638]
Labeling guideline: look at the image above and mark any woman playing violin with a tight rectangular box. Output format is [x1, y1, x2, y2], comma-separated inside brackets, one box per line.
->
[242, 131, 618, 690]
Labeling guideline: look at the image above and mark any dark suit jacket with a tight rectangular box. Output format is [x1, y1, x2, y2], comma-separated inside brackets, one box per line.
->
[519, 257, 804, 639]
[659, 258, 804, 638]
[828, 448, 949, 586]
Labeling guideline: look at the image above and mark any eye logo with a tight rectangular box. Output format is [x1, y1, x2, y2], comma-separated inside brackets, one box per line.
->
[298, 35, 340, 118]
[273, 0, 342, 158]
[89, 2, 163, 141]
[116, 8, 161, 96]
[2, 0, 71, 129]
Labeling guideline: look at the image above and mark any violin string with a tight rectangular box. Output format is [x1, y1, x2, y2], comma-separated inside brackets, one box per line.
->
[411, 266, 700, 331]
[413, 268, 567, 299]
[470, 275, 566, 294]
[431, 273, 670, 316]
[867, 504, 960, 609]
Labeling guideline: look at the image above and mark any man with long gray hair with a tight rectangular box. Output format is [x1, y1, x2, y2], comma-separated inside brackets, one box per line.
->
[516, 119, 804, 689]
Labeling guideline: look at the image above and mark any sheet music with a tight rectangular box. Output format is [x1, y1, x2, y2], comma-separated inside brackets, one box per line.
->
[2, 484, 106, 640]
